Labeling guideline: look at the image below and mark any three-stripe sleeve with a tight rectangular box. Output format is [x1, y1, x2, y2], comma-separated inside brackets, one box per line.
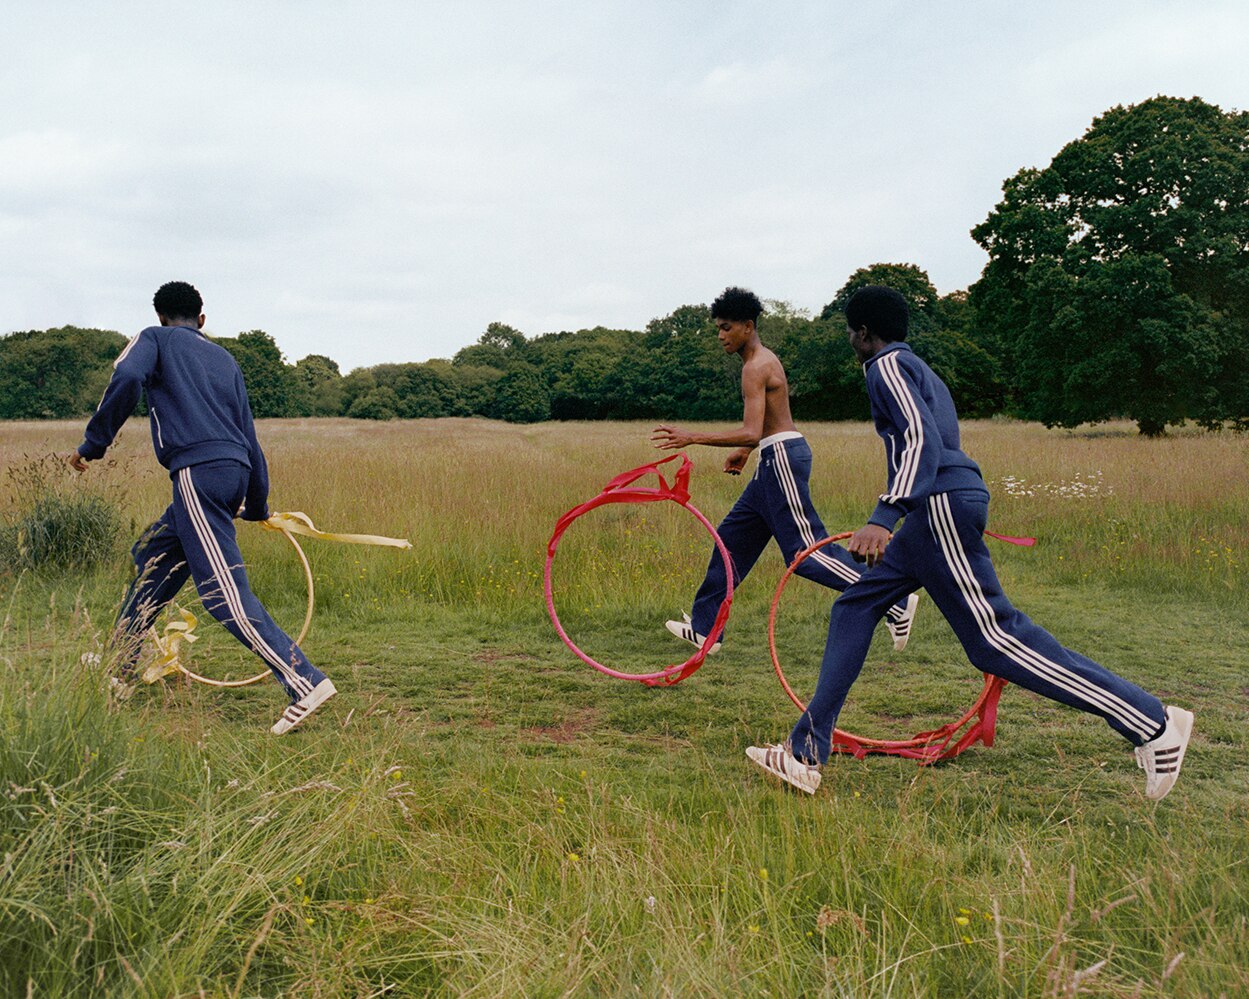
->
[867, 352, 942, 530]
[78, 329, 158, 460]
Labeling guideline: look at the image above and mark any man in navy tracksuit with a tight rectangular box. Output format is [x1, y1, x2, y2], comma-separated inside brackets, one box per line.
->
[748, 286, 1193, 801]
[651, 286, 919, 656]
[69, 281, 336, 735]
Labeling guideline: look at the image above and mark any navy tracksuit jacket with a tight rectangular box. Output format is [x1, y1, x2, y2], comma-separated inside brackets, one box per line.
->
[78, 325, 326, 701]
[789, 342, 1166, 764]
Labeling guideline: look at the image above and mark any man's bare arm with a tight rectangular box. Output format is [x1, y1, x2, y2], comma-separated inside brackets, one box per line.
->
[651, 362, 767, 451]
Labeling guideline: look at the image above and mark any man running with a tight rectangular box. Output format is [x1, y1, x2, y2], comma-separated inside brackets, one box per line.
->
[69, 281, 336, 735]
[651, 286, 919, 655]
[747, 285, 1192, 800]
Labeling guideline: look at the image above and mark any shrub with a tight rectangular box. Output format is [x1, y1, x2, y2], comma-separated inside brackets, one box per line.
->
[0, 456, 124, 573]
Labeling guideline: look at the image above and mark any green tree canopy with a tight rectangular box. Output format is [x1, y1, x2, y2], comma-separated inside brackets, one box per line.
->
[817, 269, 1005, 419]
[215, 330, 297, 418]
[0, 327, 129, 419]
[292, 354, 342, 416]
[490, 366, 551, 423]
[371, 363, 468, 418]
[347, 386, 401, 420]
[969, 95, 1249, 435]
[453, 322, 530, 370]
[823, 263, 943, 333]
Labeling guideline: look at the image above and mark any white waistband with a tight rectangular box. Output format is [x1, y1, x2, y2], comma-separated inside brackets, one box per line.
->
[758, 430, 804, 450]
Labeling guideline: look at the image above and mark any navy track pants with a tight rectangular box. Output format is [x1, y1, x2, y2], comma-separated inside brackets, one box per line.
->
[114, 459, 326, 702]
[790, 488, 1165, 764]
[689, 436, 910, 639]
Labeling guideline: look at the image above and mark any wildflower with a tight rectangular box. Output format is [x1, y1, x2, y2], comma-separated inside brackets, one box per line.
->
[961, 935, 972, 944]
[294, 875, 304, 886]
[305, 917, 315, 926]
[954, 916, 970, 926]
[364, 897, 375, 905]
[302, 895, 310, 905]
[748, 924, 760, 934]
[958, 908, 971, 915]
[567, 852, 580, 862]
[645, 895, 656, 913]
[759, 867, 768, 881]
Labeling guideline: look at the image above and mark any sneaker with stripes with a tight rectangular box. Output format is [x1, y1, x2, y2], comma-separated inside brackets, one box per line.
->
[1134, 705, 1193, 801]
[271, 678, 338, 736]
[745, 743, 822, 794]
[664, 613, 722, 655]
[885, 592, 920, 652]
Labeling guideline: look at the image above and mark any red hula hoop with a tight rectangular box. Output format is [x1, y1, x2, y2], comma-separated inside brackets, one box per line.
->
[545, 453, 733, 686]
[769, 533, 1006, 765]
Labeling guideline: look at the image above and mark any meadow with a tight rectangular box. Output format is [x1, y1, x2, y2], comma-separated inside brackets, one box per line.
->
[0, 416, 1247, 997]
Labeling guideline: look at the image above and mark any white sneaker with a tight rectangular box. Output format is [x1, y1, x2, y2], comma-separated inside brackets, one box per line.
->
[271, 679, 338, 736]
[665, 613, 722, 655]
[886, 593, 920, 652]
[746, 743, 822, 794]
[1135, 706, 1193, 801]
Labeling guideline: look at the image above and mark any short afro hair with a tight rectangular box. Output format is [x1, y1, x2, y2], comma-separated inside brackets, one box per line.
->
[710, 286, 764, 324]
[844, 286, 908, 342]
[153, 281, 203, 321]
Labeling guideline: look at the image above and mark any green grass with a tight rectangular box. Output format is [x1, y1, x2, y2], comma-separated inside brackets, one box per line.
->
[0, 417, 1247, 995]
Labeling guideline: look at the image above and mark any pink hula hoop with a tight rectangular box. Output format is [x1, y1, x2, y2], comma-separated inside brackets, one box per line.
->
[544, 453, 733, 685]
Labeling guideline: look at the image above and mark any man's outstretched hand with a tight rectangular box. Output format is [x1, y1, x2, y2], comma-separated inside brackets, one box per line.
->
[847, 523, 892, 567]
[650, 425, 695, 450]
[66, 452, 89, 473]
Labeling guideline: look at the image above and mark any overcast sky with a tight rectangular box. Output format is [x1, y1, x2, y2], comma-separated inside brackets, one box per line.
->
[3, 1, 1246, 371]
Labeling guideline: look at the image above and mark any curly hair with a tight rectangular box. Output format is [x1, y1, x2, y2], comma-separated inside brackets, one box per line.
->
[844, 286, 908, 342]
[710, 286, 764, 324]
[152, 281, 204, 321]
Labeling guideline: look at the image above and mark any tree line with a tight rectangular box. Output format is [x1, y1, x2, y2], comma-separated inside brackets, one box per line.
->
[3, 96, 1245, 436]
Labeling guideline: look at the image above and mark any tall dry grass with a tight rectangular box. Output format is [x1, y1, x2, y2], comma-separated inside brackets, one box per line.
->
[0, 416, 1246, 995]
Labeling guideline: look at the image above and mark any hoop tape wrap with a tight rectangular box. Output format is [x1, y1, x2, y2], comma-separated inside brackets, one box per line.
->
[144, 513, 410, 688]
[545, 453, 732, 685]
[768, 533, 1006, 764]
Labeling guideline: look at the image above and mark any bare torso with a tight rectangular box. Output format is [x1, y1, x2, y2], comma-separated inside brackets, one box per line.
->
[743, 345, 798, 439]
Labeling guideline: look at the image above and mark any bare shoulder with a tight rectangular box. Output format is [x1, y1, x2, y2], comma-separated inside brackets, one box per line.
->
[744, 345, 788, 383]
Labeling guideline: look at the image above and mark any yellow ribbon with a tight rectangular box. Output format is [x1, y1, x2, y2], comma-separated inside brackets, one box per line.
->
[140, 512, 409, 684]
[141, 606, 199, 684]
[260, 511, 412, 549]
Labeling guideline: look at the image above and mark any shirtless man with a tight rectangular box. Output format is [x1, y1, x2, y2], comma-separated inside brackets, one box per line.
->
[651, 286, 918, 654]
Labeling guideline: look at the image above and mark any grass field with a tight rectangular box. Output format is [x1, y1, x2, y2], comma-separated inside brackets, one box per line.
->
[1, 416, 1247, 997]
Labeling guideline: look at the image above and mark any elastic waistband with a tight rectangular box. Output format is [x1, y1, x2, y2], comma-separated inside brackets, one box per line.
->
[758, 430, 804, 450]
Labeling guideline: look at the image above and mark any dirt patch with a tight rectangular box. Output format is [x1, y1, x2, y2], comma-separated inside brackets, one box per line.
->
[522, 707, 599, 743]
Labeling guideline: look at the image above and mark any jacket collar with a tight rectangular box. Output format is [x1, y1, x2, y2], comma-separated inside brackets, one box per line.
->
[862, 339, 912, 371]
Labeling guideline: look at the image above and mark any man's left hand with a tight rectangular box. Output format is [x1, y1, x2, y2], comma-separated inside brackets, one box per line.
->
[67, 452, 89, 473]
